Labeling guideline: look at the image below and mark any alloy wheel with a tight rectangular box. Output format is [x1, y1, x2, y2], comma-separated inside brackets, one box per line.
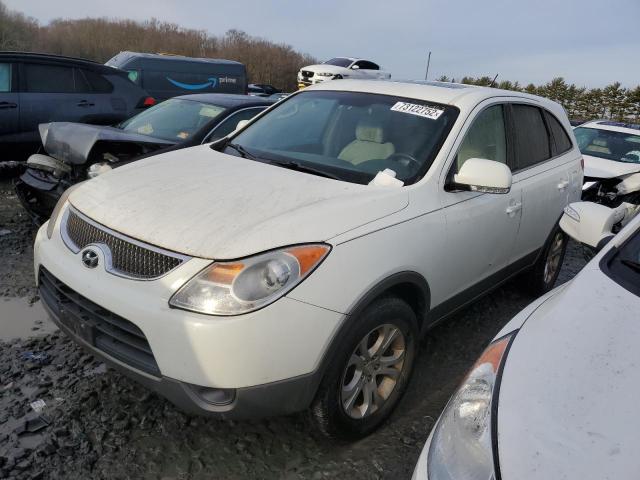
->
[340, 323, 406, 420]
[544, 231, 565, 285]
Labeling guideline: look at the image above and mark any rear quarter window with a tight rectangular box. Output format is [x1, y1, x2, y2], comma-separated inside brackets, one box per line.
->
[544, 111, 573, 155]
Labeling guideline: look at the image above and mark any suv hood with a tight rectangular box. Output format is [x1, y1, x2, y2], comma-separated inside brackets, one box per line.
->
[583, 153, 640, 179]
[497, 268, 640, 479]
[40, 122, 175, 165]
[68, 145, 409, 259]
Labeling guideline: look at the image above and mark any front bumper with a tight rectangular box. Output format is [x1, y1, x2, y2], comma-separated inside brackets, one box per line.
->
[15, 168, 66, 224]
[34, 210, 345, 417]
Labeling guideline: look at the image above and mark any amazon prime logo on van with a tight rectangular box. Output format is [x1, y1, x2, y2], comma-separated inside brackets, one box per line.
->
[166, 77, 218, 90]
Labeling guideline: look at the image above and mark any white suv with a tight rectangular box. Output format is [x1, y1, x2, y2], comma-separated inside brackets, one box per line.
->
[34, 80, 583, 438]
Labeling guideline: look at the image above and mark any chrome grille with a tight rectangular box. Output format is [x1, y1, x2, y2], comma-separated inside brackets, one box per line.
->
[62, 208, 188, 280]
[301, 70, 314, 78]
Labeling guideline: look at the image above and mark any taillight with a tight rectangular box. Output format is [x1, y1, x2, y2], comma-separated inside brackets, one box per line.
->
[137, 96, 156, 108]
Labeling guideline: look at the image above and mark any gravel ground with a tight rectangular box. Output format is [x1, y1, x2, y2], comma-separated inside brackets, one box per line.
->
[0, 177, 587, 480]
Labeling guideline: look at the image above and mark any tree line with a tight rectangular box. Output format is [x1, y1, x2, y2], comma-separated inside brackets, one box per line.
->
[0, 1, 316, 91]
[436, 75, 640, 123]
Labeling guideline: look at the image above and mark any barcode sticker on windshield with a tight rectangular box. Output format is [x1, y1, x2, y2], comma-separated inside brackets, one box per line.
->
[390, 102, 444, 120]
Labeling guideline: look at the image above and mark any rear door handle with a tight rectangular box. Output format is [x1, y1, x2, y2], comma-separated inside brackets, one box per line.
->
[557, 180, 569, 190]
[506, 201, 522, 216]
[0, 101, 17, 109]
[77, 100, 95, 107]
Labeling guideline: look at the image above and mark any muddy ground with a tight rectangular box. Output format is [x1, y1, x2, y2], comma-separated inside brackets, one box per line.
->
[0, 177, 587, 479]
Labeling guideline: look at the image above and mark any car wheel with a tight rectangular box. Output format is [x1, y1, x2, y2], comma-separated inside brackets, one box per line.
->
[310, 296, 418, 440]
[525, 225, 568, 295]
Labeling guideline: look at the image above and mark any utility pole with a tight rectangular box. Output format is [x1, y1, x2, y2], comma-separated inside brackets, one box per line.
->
[425, 51, 431, 81]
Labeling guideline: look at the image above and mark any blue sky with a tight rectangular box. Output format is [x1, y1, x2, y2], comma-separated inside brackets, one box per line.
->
[8, 0, 640, 88]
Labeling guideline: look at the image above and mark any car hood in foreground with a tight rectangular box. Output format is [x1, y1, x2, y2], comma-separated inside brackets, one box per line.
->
[40, 122, 176, 165]
[497, 267, 640, 479]
[583, 153, 640, 179]
[68, 145, 409, 259]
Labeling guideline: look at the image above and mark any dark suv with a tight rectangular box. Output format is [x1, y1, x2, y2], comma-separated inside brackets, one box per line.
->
[0, 52, 153, 160]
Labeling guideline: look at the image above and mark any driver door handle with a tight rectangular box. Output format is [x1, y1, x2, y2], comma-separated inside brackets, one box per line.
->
[77, 100, 95, 107]
[557, 179, 569, 190]
[0, 101, 17, 109]
[506, 202, 522, 216]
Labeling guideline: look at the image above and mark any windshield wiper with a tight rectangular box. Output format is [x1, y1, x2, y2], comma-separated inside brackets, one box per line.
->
[621, 258, 640, 273]
[226, 143, 256, 160]
[267, 159, 342, 180]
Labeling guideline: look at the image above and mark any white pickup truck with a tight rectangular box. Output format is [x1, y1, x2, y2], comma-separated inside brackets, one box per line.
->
[297, 57, 391, 87]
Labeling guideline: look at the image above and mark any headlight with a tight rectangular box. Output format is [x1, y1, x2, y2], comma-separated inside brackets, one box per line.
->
[87, 162, 112, 178]
[427, 332, 516, 480]
[317, 72, 334, 77]
[46, 182, 84, 239]
[169, 244, 330, 316]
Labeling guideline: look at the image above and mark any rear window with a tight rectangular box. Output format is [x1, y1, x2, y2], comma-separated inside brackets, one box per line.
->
[512, 104, 551, 169]
[24, 64, 75, 93]
[601, 225, 640, 297]
[80, 69, 113, 93]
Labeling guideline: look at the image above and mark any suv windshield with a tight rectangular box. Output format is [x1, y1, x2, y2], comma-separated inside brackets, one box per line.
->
[323, 58, 353, 68]
[120, 98, 226, 141]
[224, 90, 459, 185]
[574, 127, 640, 164]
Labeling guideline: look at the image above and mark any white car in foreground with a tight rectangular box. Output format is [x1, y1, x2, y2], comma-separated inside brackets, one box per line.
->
[297, 57, 390, 87]
[35, 80, 581, 439]
[413, 203, 640, 479]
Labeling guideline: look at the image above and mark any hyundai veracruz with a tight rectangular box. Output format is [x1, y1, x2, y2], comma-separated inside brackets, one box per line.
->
[34, 80, 582, 438]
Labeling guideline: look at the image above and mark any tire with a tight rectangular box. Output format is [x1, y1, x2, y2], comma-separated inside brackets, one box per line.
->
[524, 224, 568, 295]
[310, 296, 418, 440]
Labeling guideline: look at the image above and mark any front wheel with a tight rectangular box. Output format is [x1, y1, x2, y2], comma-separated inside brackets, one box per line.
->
[310, 296, 418, 439]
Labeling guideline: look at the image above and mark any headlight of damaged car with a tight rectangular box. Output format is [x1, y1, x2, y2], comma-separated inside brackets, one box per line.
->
[170, 244, 330, 316]
[427, 332, 515, 480]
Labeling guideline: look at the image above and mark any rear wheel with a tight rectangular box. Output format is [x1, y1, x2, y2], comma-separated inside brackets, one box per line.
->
[310, 296, 417, 439]
[525, 225, 568, 295]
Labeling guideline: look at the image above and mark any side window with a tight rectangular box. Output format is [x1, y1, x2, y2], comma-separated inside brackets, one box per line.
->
[454, 104, 507, 172]
[0, 63, 11, 92]
[355, 61, 379, 70]
[544, 111, 572, 155]
[206, 108, 264, 142]
[80, 69, 113, 93]
[512, 104, 551, 169]
[24, 64, 75, 93]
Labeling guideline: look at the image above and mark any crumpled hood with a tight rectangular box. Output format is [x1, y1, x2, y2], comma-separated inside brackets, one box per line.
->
[497, 268, 640, 479]
[68, 145, 409, 259]
[40, 122, 175, 165]
[583, 153, 640, 179]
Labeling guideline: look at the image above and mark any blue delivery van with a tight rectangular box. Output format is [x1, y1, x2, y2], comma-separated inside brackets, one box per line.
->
[106, 51, 248, 100]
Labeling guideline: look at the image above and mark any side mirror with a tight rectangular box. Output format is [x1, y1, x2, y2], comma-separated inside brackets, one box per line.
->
[453, 158, 512, 194]
[351, 64, 360, 70]
[234, 119, 250, 132]
[560, 201, 626, 250]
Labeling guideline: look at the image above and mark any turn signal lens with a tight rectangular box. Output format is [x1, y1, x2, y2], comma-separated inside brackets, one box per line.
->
[170, 244, 330, 316]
